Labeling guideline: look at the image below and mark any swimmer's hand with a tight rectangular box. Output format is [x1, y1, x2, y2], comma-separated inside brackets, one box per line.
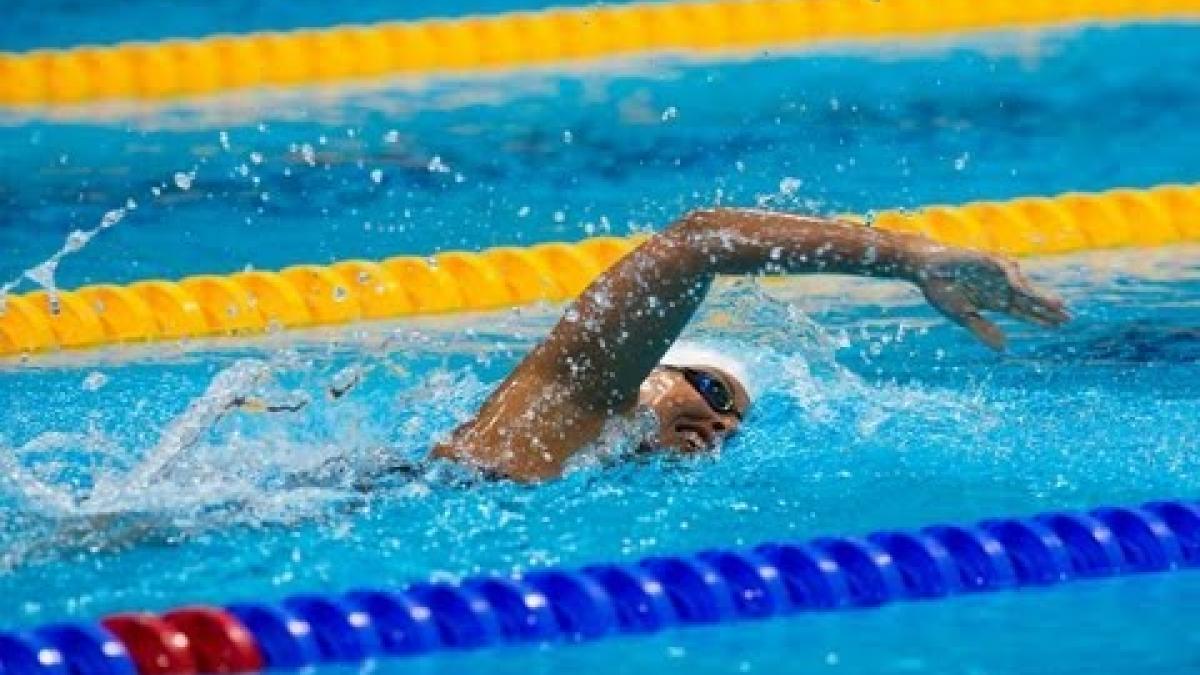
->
[911, 248, 1070, 350]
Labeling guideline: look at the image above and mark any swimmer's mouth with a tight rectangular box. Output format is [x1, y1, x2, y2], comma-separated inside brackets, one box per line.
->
[675, 423, 716, 451]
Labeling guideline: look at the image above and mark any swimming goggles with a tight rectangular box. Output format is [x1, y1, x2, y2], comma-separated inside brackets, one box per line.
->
[662, 365, 742, 420]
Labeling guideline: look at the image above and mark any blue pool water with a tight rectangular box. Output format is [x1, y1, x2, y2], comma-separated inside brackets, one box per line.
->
[2, 17, 1200, 675]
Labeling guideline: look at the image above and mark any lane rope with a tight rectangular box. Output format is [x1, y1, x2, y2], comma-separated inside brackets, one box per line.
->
[3, 498, 1198, 673]
[1, 182, 1198, 357]
[3, 0, 1200, 105]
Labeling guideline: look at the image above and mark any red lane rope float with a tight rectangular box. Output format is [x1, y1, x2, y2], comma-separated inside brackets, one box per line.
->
[160, 609, 263, 674]
[99, 614, 196, 675]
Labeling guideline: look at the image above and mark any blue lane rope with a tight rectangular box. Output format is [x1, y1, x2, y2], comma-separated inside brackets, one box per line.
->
[3, 499, 1200, 674]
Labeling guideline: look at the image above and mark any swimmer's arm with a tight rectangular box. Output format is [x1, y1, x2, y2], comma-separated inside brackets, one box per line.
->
[535, 207, 1067, 409]
[515, 210, 935, 417]
[439, 208, 1066, 480]
[667, 208, 1068, 347]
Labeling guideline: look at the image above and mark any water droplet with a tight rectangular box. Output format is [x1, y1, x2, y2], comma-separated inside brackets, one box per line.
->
[63, 230, 92, 253]
[82, 371, 108, 391]
[99, 208, 124, 229]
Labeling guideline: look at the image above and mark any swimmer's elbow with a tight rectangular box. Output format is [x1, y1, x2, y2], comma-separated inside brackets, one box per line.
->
[668, 208, 734, 238]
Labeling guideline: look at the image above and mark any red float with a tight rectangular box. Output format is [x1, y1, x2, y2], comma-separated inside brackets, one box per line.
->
[101, 613, 197, 675]
[163, 607, 264, 674]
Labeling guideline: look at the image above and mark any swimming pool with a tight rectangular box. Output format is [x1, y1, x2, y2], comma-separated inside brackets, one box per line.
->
[3, 5, 1200, 674]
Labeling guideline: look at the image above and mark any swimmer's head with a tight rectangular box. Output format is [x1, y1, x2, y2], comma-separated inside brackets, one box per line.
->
[638, 343, 754, 454]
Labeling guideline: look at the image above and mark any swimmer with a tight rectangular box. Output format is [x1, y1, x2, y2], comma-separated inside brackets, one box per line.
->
[430, 208, 1069, 482]
[21, 209, 1069, 564]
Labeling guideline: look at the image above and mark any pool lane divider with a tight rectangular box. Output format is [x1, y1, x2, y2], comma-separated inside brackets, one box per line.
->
[4, 0, 1200, 106]
[2, 498, 1199, 673]
[2, 182, 1199, 358]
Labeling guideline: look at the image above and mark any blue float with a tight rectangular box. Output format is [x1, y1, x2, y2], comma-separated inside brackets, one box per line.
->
[11, 498, 1200, 673]
[32, 624, 135, 675]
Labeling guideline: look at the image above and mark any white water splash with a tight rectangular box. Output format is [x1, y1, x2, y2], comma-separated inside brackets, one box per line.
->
[84, 358, 274, 512]
[0, 207, 127, 311]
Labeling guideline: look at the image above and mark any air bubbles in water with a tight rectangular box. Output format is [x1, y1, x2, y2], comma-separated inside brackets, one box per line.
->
[427, 156, 450, 173]
[661, 106, 679, 122]
[779, 177, 803, 196]
[370, 169, 384, 184]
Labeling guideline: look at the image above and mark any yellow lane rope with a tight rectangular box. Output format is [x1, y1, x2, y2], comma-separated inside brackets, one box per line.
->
[3, 0, 1200, 106]
[1, 183, 1198, 356]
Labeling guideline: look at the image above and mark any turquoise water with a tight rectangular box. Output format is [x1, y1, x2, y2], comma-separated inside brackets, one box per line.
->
[2, 20, 1200, 674]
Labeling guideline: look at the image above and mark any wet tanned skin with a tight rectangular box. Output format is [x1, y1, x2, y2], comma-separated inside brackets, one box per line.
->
[432, 209, 1070, 482]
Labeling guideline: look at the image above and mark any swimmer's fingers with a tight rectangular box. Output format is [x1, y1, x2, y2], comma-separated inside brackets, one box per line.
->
[1009, 291, 1070, 328]
[1000, 263, 1071, 328]
[923, 280, 1007, 351]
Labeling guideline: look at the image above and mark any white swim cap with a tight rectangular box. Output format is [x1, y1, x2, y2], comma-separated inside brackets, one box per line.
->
[659, 341, 757, 400]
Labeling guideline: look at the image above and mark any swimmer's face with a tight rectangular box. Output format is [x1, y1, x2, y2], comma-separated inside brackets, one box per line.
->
[638, 364, 752, 453]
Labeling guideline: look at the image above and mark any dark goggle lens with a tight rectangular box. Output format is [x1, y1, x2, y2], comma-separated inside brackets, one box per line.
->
[685, 369, 734, 414]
